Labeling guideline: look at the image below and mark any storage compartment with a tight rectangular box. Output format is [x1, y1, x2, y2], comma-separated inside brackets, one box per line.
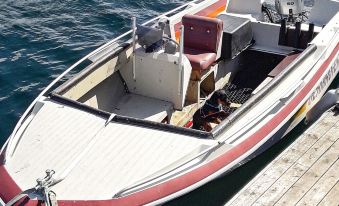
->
[217, 14, 253, 60]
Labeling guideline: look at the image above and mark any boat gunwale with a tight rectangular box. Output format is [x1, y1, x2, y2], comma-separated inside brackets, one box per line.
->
[215, 21, 339, 141]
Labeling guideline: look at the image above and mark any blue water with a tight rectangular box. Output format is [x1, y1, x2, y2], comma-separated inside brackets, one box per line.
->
[0, 0, 337, 205]
[0, 0, 189, 146]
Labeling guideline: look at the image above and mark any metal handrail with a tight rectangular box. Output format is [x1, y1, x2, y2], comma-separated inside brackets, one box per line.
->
[178, 25, 184, 96]
[3, 0, 203, 161]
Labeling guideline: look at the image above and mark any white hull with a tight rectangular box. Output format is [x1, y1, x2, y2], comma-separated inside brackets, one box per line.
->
[0, 0, 338, 205]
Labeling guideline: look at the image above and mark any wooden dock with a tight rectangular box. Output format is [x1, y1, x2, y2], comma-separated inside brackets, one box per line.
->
[225, 107, 339, 206]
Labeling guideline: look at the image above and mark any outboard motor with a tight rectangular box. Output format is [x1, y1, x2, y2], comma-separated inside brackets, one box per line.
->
[275, 0, 304, 22]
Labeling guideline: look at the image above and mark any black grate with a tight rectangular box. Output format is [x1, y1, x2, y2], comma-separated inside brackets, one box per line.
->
[222, 83, 253, 114]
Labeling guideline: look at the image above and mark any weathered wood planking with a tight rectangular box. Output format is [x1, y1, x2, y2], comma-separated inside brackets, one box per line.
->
[317, 182, 339, 206]
[225, 108, 339, 206]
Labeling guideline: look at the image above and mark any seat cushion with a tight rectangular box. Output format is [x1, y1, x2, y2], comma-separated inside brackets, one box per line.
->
[184, 48, 217, 72]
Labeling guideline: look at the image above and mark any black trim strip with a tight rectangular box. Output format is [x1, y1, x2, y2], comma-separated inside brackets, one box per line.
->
[49, 93, 211, 139]
[50, 93, 111, 118]
[113, 116, 211, 138]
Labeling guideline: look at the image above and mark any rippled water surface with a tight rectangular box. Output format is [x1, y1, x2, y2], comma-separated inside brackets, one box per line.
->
[0, 0, 189, 145]
[0, 0, 337, 205]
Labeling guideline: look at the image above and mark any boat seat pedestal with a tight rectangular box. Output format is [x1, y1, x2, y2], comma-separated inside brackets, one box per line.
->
[182, 14, 222, 106]
[186, 67, 216, 107]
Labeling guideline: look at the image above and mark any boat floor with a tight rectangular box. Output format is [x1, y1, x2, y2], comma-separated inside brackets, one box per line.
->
[6, 100, 216, 200]
[112, 93, 173, 122]
[171, 101, 201, 127]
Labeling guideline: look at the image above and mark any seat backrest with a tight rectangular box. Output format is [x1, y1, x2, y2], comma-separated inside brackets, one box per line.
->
[182, 15, 223, 53]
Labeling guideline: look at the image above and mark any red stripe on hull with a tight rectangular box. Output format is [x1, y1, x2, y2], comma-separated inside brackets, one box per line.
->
[0, 166, 22, 203]
[0, 42, 338, 206]
[196, 0, 228, 16]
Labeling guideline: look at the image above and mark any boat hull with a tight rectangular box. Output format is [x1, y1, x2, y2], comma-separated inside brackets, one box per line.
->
[0, 42, 337, 206]
[0, 0, 338, 205]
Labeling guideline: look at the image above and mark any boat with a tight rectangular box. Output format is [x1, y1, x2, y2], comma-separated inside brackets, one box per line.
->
[0, 0, 338, 205]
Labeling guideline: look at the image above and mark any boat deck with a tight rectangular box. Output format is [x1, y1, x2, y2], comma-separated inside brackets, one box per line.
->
[225, 107, 339, 206]
[5, 100, 217, 200]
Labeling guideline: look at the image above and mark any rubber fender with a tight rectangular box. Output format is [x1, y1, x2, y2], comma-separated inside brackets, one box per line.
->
[305, 88, 339, 124]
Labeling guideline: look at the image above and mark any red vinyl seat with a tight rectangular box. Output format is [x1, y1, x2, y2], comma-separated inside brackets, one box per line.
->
[184, 48, 217, 72]
[182, 15, 223, 73]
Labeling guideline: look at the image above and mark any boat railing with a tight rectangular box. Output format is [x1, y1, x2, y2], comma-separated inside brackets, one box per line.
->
[2, 0, 205, 162]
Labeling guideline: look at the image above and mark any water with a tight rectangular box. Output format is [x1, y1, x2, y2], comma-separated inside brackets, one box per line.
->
[0, 0, 337, 205]
[0, 0, 190, 146]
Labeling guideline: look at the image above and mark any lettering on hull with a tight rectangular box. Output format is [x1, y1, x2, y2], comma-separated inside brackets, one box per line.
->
[308, 54, 339, 106]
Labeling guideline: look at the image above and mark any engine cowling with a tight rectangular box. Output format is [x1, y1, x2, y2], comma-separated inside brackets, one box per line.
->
[275, 0, 304, 17]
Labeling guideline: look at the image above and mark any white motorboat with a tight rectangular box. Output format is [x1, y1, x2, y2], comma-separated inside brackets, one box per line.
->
[0, 0, 338, 205]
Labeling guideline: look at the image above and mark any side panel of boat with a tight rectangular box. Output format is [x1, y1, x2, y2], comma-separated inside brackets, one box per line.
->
[221, 117, 295, 177]
[145, 40, 339, 205]
[240, 47, 339, 166]
[222, 11, 339, 169]
[286, 56, 339, 132]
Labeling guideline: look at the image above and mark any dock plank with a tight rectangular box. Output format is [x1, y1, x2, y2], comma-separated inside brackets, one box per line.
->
[296, 123, 338, 168]
[275, 139, 339, 205]
[318, 181, 339, 206]
[252, 163, 307, 206]
[254, 115, 339, 205]
[225, 108, 339, 206]
[297, 159, 339, 206]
